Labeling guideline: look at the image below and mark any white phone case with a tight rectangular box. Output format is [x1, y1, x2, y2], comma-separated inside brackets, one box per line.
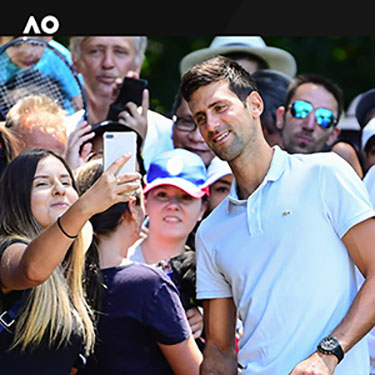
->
[103, 131, 137, 175]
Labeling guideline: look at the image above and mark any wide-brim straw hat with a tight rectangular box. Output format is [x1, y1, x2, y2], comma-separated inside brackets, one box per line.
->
[179, 36, 297, 78]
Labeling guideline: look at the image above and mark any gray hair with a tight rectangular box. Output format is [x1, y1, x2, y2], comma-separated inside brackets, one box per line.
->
[69, 36, 148, 67]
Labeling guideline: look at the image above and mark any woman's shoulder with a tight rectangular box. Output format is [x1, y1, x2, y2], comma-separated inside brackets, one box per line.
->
[0, 237, 29, 249]
[103, 261, 172, 289]
[0, 237, 29, 260]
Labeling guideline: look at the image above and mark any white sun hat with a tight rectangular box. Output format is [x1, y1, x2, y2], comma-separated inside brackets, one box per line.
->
[362, 117, 375, 151]
[179, 36, 297, 78]
[204, 157, 233, 187]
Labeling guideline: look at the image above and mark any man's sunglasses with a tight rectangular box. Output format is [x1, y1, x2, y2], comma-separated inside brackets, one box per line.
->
[289, 100, 338, 129]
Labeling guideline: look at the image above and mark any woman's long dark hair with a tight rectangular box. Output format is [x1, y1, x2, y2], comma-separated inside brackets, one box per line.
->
[75, 159, 129, 314]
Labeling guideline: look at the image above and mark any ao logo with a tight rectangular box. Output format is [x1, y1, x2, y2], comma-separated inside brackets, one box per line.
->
[23, 15, 59, 34]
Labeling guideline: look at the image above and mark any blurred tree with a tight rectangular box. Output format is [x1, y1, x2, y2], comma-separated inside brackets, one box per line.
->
[265, 36, 375, 109]
[56, 36, 375, 117]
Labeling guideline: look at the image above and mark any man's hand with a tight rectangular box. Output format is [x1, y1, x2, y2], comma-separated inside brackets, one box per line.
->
[289, 351, 338, 375]
[117, 88, 149, 148]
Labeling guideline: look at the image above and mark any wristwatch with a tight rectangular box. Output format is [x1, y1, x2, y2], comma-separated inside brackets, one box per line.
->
[317, 336, 344, 363]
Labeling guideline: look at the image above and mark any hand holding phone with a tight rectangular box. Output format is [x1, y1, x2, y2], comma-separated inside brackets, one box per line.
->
[107, 77, 148, 121]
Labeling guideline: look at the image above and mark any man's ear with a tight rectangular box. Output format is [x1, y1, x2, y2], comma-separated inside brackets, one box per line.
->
[129, 55, 145, 78]
[72, 57, 81, 74]
[247, 91, 264, 119]
[275, 106, 286, 130]
[326, 127, 341, 146]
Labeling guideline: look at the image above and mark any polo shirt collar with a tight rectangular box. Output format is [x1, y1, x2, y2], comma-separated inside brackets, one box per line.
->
[226, 146, 288, 208]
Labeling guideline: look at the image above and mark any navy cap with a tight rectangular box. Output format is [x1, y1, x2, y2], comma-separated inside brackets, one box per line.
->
[355, 89, 375, 128]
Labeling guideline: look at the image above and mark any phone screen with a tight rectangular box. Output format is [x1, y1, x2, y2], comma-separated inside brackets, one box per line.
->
[103, 131, 137, 175]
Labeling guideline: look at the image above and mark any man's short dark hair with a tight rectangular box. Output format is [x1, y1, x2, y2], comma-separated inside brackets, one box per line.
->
[222, 51, 269, 70]
[180, 55, 258, 104]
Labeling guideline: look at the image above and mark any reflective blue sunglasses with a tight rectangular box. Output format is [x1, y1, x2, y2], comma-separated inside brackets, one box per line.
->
[289, 100, 337, 129]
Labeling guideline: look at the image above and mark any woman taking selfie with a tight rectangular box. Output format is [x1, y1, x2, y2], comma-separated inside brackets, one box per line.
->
[0, 148, 141, 374]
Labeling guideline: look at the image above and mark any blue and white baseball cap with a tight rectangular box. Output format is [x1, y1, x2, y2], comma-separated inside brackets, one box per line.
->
[143, 148, 209, 198]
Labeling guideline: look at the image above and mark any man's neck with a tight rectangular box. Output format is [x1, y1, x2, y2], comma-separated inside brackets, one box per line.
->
[86, 92, 112, 124]
[230, 141, 275, 200]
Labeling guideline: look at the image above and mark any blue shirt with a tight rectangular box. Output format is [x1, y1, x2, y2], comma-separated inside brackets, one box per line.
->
[81, 261, 191, 375]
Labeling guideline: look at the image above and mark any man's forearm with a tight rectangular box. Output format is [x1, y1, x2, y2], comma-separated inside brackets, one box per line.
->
[200, 342, 238, 375]
[331, 275, 375, 353]
[289, 275, 375, 375]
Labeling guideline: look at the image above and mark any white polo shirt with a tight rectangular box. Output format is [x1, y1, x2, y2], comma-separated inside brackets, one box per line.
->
[196, 146, 374, 375]
[364, 164, 375, 208]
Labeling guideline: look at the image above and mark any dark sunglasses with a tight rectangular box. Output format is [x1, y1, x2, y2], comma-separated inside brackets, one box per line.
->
[289, 100, 337, 129]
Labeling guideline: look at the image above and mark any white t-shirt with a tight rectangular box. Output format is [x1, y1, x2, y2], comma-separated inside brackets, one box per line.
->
[142, 110, 174, 171]
[196, 147, 374, 375]
[364, 164, 375, 208]
[127, 238, 146, 263]
[361, 164, 375, 374]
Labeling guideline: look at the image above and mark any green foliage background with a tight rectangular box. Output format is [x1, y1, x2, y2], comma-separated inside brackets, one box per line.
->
[58, 36, 375, 117]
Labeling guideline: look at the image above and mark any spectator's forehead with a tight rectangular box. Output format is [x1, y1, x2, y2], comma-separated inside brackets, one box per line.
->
[81, 36, 135, 52]
[292, 83, 338, 115]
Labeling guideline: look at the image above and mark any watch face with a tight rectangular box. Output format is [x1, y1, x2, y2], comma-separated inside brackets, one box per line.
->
[321, 336, 339, 351]
[318, 336, 344, 363]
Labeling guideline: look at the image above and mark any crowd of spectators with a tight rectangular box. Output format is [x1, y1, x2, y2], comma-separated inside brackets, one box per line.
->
[0, 35, 374, 375]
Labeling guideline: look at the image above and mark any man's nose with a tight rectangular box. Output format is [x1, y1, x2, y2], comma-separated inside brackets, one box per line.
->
[102, 51, 115, 68]
[205, 112, 221, 133]
[302, 112, 317, 131]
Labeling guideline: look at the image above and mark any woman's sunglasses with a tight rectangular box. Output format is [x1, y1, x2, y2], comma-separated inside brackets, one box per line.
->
[289, 100, 337, 129]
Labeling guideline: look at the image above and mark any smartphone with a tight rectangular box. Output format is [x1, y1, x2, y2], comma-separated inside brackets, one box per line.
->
[103, 131, 137, 175]
[107, 77, 148, 121]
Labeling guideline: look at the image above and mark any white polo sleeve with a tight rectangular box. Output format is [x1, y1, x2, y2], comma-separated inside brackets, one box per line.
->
[195, 227, 233, 300]
[319, 152, 375, 238]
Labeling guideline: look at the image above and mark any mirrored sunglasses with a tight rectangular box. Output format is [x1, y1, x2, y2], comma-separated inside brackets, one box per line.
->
[289, 100, 337, 129]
